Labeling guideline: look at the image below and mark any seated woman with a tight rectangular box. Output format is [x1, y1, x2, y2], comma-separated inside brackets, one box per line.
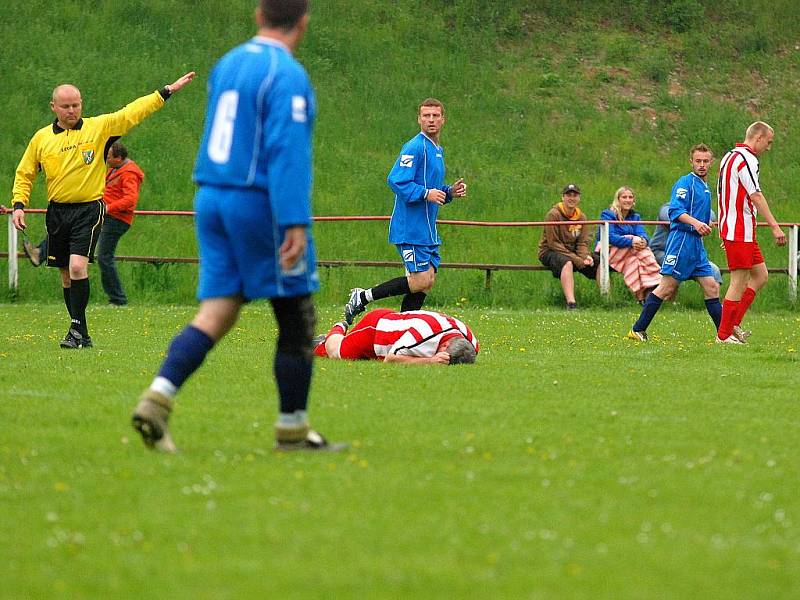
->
[596, 187, 661, 303]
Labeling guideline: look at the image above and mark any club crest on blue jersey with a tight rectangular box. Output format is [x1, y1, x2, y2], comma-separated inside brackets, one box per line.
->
[291, 95, 307, 123]
[664, 255, 677, 266]
[82, 150, 95, 165]
[676, 188, 687, 199]
[400, 154, 414, 168]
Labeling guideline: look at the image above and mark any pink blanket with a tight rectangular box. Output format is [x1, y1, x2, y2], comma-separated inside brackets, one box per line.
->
[602, 245, 661, 293]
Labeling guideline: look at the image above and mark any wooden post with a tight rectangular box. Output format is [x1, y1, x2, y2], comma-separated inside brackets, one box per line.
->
[789, 225, 798, 302]
[599, 221, 610, 296]
[8, 213, 18, 293]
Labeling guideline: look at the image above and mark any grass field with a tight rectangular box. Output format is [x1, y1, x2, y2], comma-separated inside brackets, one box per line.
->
[2, 302, 799, 599]
[3, 1, 800, 307]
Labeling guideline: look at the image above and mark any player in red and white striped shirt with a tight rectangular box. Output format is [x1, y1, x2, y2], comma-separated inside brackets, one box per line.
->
[716, 122, 786, 343]
[314, 308, 478, 365]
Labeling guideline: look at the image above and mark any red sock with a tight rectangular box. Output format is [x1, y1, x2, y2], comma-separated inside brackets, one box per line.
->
[718, 299, 740, 340]
[734, 287, 756, 327]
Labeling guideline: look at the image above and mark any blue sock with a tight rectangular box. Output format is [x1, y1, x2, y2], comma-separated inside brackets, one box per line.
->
[632, 292, 663, 333]
[274, 351, 312, 414]
[704, 298, 722, 330]
[157, 325, 215, 390]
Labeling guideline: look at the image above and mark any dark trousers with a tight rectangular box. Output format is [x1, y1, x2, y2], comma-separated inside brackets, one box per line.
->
[97, 216, 131, 305]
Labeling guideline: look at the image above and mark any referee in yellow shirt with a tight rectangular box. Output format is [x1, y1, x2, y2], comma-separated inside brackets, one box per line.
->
[10, 71, 195, 348]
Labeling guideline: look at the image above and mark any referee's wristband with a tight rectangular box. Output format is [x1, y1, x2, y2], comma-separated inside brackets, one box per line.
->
[159, 86, 172, 100]
[13, 202, 24, 211]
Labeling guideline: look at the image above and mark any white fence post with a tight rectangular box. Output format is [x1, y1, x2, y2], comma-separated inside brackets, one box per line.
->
[789, 225, 798, 303]
[599, 221, 610, 297]
[7, 212, 18, 293]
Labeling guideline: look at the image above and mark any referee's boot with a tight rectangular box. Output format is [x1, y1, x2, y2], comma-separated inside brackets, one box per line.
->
[132, 390, 178, 453]
[274, 424, 347, 452]
[60, 328, 93, 349]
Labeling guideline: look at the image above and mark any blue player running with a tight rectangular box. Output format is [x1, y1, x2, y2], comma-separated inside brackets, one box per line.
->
[626, 144, 726, 342]
[132, 0, 344, 452]
[342, 99, 467, 324]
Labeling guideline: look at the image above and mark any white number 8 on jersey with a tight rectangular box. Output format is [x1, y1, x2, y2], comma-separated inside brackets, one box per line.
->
[207, 90, 239, 164]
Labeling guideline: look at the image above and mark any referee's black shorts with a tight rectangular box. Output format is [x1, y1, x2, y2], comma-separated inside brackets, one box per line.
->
[45, 200, 105, 268]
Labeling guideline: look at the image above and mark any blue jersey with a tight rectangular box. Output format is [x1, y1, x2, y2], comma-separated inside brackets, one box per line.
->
[193, 37, 316, 228]
[660, 173, 715, 282]
[192, 37, 318, 300]
[596, 208, 649, 248]
[668, 172, 711, 235]
[387, 132, 452, 246]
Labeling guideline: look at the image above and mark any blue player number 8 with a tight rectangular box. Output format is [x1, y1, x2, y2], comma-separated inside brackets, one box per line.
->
[208, 90, 239, 164]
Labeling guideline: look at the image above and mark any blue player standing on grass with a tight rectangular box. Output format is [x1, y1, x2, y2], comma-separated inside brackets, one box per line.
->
[342, 99, 467, 325]
[132, 0, 344, 452]
[626, 144, 724, 341]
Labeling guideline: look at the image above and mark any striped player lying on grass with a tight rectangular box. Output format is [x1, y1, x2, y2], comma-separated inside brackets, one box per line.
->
[314, 309, 478, 365]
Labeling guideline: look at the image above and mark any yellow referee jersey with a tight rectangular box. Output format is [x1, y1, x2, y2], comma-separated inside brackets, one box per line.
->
[12, 90, 166, 207]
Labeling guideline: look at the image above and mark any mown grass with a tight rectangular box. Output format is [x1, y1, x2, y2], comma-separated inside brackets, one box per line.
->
[1, 1, 799, 308]
[1, 303, 799, 598]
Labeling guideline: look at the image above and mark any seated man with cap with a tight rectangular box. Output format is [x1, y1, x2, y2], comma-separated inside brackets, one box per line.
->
[537, 183, 600, 309]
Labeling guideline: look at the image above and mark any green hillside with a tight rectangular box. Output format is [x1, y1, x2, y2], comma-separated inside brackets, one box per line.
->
[2, 0, 799, 308]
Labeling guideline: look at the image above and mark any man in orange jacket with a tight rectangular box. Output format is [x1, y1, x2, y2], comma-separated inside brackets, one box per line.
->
[23, 141, 144, 306]
[97, 141, 143, 305]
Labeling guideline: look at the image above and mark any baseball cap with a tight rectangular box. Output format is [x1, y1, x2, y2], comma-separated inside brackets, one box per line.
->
[562, 183, 581, 195]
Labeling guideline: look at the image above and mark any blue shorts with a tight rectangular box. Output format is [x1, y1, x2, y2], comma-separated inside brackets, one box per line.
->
[396, 244, 440, 273]
[195, 186, 319, 301]
[660, 230, 715, 282]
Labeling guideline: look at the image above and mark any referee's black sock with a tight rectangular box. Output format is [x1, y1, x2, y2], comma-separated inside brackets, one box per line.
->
[364, 276, 410, 304]
[69, 278, 90, 337]
[62, 286, 73, 319]
[401, 292, 427, 311]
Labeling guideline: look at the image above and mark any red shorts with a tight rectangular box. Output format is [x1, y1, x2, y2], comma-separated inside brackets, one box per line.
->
[315, 309, 394, 360]
[723, 239, 764, 270]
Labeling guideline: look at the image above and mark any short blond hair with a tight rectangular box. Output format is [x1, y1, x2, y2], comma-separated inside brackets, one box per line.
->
[745, 121, 773, 140]
[689, 143, 713, 159]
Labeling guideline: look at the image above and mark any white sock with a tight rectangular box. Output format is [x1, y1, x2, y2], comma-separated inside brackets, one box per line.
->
[364, 289, 374, 303]
[150, 376, 177, 400]
[277, 412, 302, 427]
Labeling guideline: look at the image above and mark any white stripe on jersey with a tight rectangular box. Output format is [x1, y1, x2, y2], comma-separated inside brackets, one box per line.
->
[373, 310, 477, 358]
[717, 145, 760, 242]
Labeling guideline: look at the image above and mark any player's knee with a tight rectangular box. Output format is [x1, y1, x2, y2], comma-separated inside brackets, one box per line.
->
[193, 300, 241, 340]
[274, 295, 316, 358]
[324, 335, 343, 359]
[68, 263, 88, 280]
[408, 272, 434, 293]
[705, 280, 720, 297]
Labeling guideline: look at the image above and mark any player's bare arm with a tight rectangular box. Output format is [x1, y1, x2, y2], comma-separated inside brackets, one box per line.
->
[279, 226, 308, 271]
[750, 192, 786, 246]
[384, 352, 450, 365]
[677, 212, 711, 236]
[425, 189, 447, 205]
